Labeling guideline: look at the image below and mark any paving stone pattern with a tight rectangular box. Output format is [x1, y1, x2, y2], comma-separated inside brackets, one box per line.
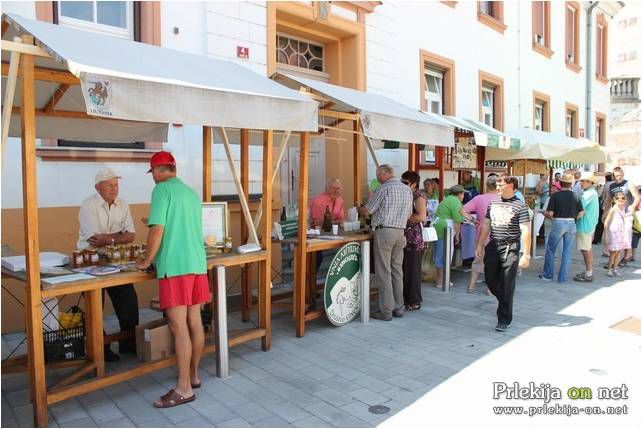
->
[2, 245, 639, 427]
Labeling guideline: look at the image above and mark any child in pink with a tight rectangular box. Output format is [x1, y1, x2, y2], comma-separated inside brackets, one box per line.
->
[604, 192, 633, 277]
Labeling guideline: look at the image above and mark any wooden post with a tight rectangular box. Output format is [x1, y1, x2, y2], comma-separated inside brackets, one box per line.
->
[1, 37, 21, 158]
[84, 290, 105, 377]
[408, 144, 417, 173]
[252, 131, 291, 230]
[203, 126, 212, 202]
[219, 127, 260, 245]
[259, 130, 273, 350]
[353, 120, 362, 205]
[240, 129, 251, 322]
[294, 132, 310, 337]
[19, 43, 48, 427]
[479, 146, 486, 193]
[438, 147, 445, 199]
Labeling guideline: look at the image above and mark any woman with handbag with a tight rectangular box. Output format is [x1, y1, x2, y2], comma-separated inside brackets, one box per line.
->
[401, 171, 427, 311]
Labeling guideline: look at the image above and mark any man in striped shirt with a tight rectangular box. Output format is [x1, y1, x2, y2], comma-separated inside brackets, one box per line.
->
[476, 174, 531, 332]
[359, 165, 413, 321]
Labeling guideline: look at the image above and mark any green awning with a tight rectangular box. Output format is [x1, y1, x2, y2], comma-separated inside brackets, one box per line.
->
[436, 116, 522, 150]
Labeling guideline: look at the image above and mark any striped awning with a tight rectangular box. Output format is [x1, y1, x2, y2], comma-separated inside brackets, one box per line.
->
[546, 160, 587, 170]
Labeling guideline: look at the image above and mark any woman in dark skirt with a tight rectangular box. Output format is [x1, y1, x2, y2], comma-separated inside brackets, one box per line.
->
[401, 171, 427, 311]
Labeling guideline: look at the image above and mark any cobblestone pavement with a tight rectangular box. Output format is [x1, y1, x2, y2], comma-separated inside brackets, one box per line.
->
[2, 244, 640, 428]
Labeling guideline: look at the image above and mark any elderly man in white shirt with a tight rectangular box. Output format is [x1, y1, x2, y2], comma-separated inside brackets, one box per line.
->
[78, 167, 139, 361]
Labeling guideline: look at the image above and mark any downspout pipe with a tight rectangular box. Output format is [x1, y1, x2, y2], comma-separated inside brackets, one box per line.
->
[586, 1, 600, 142]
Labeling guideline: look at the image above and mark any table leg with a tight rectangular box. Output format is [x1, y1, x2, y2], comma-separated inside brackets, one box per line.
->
[360, 240, 370, 324]
[213, 266, 229, 379]
[85, 289, 105, 377]
[306, 253, 317, 310]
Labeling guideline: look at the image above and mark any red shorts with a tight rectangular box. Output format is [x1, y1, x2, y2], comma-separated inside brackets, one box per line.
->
[158, 273, 211, 310]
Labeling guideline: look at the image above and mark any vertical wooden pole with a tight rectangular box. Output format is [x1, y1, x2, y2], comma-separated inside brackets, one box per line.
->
[259, 130, 273, 350]
[408, 144, 417, 173]
[84, 290, 105, 377]
[438, 147, 445, 199]
[240, 129, 251, 322]
[479, 146, 486, 193]
[20, 44, 47, 427]
[353, 120, 362, 205]
[294, 132, 310, 337]
[203, 126, 212, 202]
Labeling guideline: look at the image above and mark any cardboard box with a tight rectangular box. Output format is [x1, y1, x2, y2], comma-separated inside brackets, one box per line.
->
[135, 319, 174, 362]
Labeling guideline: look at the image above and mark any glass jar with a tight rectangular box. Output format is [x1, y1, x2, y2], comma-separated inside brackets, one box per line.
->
[224, 237, 233, 254]
[111, 247, 121, 264]
[89, 250, 100, 265]
[72, 250, 84, 268]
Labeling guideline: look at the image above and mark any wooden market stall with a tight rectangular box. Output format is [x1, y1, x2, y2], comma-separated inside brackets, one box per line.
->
[414, 114, 523, 197]
[272, 72, 454, 337]
[1, 13, 317, 427]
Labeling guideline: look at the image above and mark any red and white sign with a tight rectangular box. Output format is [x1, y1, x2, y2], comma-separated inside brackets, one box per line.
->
[237, 46, 249, 59]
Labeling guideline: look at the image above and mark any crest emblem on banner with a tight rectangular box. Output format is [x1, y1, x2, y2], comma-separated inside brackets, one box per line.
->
[87, 80, 112, 109]
[324, 242, 362, 326]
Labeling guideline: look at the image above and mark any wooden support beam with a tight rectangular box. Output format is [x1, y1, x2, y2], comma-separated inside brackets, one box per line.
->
[319, 109, 359, 121]
[43, 83, 70, 113]
[252, 131, 291, 230]
[408, 143, 417, 172]
[294, 132, 310, 337]
[1, 21, 9, 38]
[49, 363, 96, 391]
[363, 134, 381, 169]
[19, 35, 48, 428]
[353, 119, 362, 205]
[2, 62, 80, 85]
[12, 106, 100, 120]
[240, 129, 251, 322]
[259, 130, 273, 351]
[202, 126, 212, 202]
[1, 40, 51, 58]
[219, 127, 260, 245]
[1, 37, 20, 157]
[84, 290, 105, 378]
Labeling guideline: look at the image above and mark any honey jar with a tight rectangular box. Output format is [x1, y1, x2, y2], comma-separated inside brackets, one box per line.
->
[72, 250, 84, 268]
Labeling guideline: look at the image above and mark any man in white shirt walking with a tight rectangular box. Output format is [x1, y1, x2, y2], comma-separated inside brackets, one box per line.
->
[78, 168, 139, 361]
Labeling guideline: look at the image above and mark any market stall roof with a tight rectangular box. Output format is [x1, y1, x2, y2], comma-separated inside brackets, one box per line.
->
[1, 14, 318, 143]
[485, 128, 609, 163]
[432, 115, 522, 150]
[272, 72, 454, 147]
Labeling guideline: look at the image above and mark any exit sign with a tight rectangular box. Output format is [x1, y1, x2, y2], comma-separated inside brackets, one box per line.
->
[237, 46, 249, 59]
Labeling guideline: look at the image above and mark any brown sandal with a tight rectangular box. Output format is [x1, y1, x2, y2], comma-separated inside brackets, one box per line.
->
[153, 389, 195, 408]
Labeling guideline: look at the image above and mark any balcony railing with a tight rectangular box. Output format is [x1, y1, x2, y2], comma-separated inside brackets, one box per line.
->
[610, 77, 640, 103]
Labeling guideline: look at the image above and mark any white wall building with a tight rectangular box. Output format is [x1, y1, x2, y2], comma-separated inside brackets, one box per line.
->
[1, 1, 617, 211]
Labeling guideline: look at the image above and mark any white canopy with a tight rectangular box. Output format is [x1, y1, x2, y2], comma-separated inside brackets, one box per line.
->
[485, 128, 609, 163]
[272, 72, 453, 147]
[2, 14, 318, 143]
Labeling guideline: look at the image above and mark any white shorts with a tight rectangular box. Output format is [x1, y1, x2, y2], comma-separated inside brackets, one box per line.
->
[576, 233, 594, 251]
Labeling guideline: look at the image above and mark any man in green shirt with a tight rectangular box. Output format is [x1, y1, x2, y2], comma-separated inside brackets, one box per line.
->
[137, 151, 209, 408]
[574, 172, 600, 283]
[432, 185, 465, 287]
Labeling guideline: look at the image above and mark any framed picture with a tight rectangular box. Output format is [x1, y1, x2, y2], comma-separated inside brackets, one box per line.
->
[202, 202, 228, 247]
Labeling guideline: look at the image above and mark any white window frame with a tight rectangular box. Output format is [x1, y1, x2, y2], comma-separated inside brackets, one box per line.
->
[566, 112, 573, 137]
[534, 103, 544, 131]
[424, 68, 444, 114]
[479, 1, 493, 16]
[482, 86, 494, 127]
[58, 1, 134, 40]
[534, 2, 546, 46]
[566, 4, 576, 63]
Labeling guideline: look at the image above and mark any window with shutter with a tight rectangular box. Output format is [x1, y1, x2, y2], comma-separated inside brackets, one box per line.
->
[532, 1, 552, 57]
[596, 25, 603, 76]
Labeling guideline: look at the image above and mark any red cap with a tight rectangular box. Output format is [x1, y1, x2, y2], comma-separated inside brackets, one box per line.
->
[147, 151, 176, 173]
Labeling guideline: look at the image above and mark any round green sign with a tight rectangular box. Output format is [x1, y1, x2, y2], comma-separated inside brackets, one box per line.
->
[324, 242, 362, 326]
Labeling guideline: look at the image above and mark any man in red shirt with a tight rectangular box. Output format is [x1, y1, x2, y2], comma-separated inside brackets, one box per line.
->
[309, 178, 345, 227]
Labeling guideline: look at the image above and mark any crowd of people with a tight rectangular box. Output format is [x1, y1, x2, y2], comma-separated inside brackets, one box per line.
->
[357, 165, 532, 332]
[356, 164, 638, 332]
